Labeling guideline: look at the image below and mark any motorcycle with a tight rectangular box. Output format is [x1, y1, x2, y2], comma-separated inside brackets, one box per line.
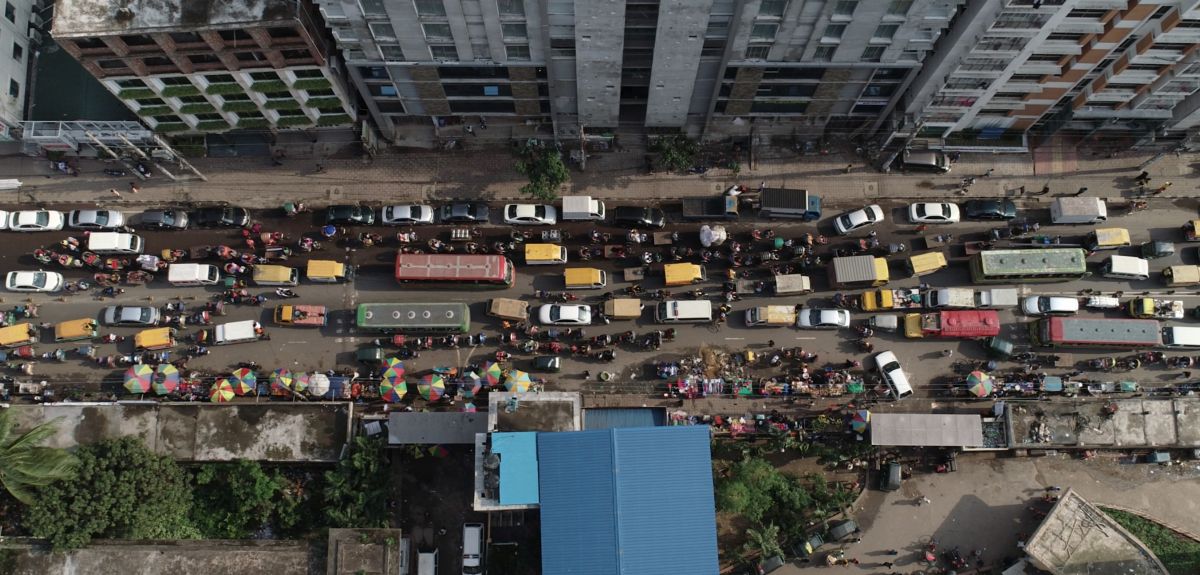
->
[1089, 357, 1117, 371]
[751, 229, 775, 240]
[98, 333, 126, 344]
[856, 339, 874, 353]
[100, 286, 125, 298]
[617, 331, 636, 345]
[103, 167, 128, 177]
[591, 334, 613, 347]
[589, 349, 617, 362]
[853, 325, 874, 338]
[589, 229, 611, 244]
[134, 162, 152, 178]
[275, 288, 299, 299]
[683, 288, 705, 299]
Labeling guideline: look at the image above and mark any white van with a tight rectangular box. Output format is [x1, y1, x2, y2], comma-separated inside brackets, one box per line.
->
[167, 263, 221, 286]
[462, 523, 484, 574]
[875, 351, 913, 400]
[1050, 197, 1108, 224]
[654, 300, 713, 323]
[86, 232, 144, 255]
[417, 549, 438, 575]
[1101, 255, 1149, 281]
[1162, 326, 1200, 348]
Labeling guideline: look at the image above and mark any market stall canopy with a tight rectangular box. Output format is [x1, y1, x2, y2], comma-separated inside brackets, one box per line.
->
[699, 225, 727, 247]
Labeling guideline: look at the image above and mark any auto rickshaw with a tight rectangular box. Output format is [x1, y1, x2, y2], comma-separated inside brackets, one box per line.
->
[134, 327, 177, 351]
[1141, 240, 1176, 259]
[53, 318, 98, 343]
[0, 323, 37, 348]
[306, 259, 355, 283]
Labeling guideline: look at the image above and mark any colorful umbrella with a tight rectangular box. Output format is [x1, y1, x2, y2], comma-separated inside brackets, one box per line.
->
[230, 367, 256, 395]
[461, 402, 477, 413]
[270, 368, 294, 393]
[966, 370, 993, 398]
[505, 369, 531, 393]
[307, 373, 330, 396]
[428, 445, 449, 458]
[460, 372, 483, 399]
[291, 372, 310, 393]
[379, 379, 406, 403]
[737, 384, 754, 397]
[483, 361, 504, 386]
[153, 364, 181, 395]
[419, 374, 445, 401]
[382, 360, 405, 386]
[210, 378, 235, 403]
[850, 410, 870, 434]
[123, 364, 154, 394]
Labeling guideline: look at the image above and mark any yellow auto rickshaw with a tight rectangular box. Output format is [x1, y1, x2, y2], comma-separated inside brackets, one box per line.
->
[0, 323, 37, 348]
[306, 259, 355, 283]
[134, 327, 177, 351]
[54, 318, 98, 342]
[663, 263, 706, 287]
[906, 252, 948, 276]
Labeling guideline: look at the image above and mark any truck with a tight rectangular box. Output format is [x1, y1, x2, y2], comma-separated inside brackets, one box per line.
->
[925, 287, 1018, 309]
[904, 310, 1001, 339]
[736, 274, 812, 296]
[830, 255, 889, 288]
[744, 305, 798, 327]
[757, 188, 821, 221]
[273, 304, 329, 327]
[1050, 197, 1107, 224]
[860, 288, 923, 312]
[1128, 298, 1184, 319]
[560, 195, 606, 221]
[681, 194, 739, 220]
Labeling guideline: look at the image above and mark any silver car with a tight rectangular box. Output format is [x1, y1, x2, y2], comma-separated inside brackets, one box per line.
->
[381, 204, 435, 225]
[68, 210, 126, 230]
[101, 305, 161, 327]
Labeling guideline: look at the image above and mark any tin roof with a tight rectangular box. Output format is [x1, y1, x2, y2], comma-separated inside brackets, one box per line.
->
[53, 0, 300, 37]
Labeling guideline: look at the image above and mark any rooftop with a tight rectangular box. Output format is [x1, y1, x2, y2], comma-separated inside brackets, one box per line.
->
[492, 432, 539, 505]
[1006, 399, 1200, 449]
[52, 0, 300, 38]
[6, 540, 313, 575]
[870, 413, 985, 447]
[326, 529, 406, 575]
[1024, 490, 1169, 575]
[387, 411, 488, 445]
[488, 391, 582, 432]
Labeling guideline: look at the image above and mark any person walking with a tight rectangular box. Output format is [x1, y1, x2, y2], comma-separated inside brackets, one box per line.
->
[1135, 170, 1149, 184]
[1039, 184, 1050, 195]
[942, 349, 954, 358]
[129, 182, 140, 194]
[880, 562, 895, 568]
[1018, 185, 1026, 195]
[109, 188, 122, 198]
[884, 549, 899, 555]
[983, 168, 994, 177]
[767, 339, 775, 348]
[843, 164, 853, 174]
[1073, 186, 1088, 196]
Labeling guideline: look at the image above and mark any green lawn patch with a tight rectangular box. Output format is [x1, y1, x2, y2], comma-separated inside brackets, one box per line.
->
[1103, 508, 1200, 575]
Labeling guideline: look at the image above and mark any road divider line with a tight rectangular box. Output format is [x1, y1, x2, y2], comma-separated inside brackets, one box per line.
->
[725, 337, 744, 340]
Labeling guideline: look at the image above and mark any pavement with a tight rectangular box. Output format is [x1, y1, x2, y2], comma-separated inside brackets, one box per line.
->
[774, 451, 1200, 574]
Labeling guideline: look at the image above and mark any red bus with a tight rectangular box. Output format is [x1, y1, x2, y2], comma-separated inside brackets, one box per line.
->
[1030, 317, 1161, 348]
[904, 310, 1000, 339]
[394, 254, 514, 288]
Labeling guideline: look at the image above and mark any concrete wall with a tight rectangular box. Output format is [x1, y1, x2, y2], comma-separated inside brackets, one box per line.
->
[646, 0, 713, 127]
[574, 0, 626, 126]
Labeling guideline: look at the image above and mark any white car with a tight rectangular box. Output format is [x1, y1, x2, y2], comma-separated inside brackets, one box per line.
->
[504, 204, 558, 226]
[1022, 296, 1080, 316]
[68, 209, 126, 230]
[5, 270, 64, 293]
[874, 351, 912, 399]
[538, 304, 592, 325]
[796, 307, 851, 329]
[834, 204, 884, 235]
[8, 210, 64, 232]
[381, 204, 435, 225]
[907, 202, 960, 224]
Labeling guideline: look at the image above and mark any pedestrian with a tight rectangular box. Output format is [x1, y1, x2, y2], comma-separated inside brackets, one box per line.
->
[767, 339, 775, 348]
[843, 164, 853, 174]
[1135, 170, 1149, 183]
[848, 558, 859, 565]
[1045, 486, 1061, 492]
[109, 188, 121, 198]
[1073, 186, 1088, 196]
[884, 549, 899, 555]
[479, 116, 488, 129]
[868, 230, 878, 239]
[984, 168, 994, 177]
[129, 182, 139, 194]
[1181, 371, 1192, 380]
[1040, 184, 1050, 195]
[942, 349, 954, 358]
[583, 370, 591, 380]
[1018, 185, 1026, 195]
[915, 223, 928, 234]
[881, 562, 894, 568]
[315, 163, 325, 173]
[465, 124, 476, 136]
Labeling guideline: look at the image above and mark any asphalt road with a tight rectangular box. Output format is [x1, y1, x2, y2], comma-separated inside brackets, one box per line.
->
[1, 199, 1198, 399]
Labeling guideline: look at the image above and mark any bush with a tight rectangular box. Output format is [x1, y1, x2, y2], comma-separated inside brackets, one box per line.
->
[318, 114, 352, 126]
[292, 78, 332, 91]
[160, 85, 201, 98]
[323, 436, 391, 528]
[205, 83, 245, 95]
[1104, 508, 1200, 574]
[514, 142, 570, 201]
[136, 106, 173, 117]
[251, 80, 289, 93]
[649, 135, 699, 173]
[118, 88, 156, 99]
[154, 123, 190, 133]
[221, 101, 260, 113]
[715, 456, 856, 545]
[178, 103, 217, 115]
[237, 119, 271, 129]
[190, 461, 301, 539]
[275, 116, 314, 128]
[305, 97, 344, 109]
[265, 99, 302, 110]
[196, 120, 231, 132]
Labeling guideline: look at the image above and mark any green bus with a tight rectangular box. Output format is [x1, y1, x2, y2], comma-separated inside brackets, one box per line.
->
[970, 248, 1090, 283]
[356, 302, 470, 333]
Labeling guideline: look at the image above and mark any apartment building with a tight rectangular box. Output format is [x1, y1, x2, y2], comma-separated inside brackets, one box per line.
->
[316, 0, 956, 144]
[50, 0, 356, 134]
[0, 0, 43, 141]
[889, 0, 1200, 151]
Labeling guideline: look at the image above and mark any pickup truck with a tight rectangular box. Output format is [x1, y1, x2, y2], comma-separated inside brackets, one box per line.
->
[1128, 298, 1184, 319]
[273, 304, 329, 327]
[860, 288, 923, 312]
[924, 287, 1018, 309]
[681, 195, 739, 220]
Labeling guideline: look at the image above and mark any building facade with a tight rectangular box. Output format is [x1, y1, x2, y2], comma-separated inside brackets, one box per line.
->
[50, 0, 356, 134]
[0, 0, 44, 141]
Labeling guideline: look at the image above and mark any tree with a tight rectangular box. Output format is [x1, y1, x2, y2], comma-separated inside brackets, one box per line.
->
[190, 460, 294, 539]
[744, 524, 783, 560]
[323, 436, 391, 528]
[514, 143, 570, 201]
[649, 135, 699, 173]
[0, 410, 76, 504]
[25, 437, 197, 550]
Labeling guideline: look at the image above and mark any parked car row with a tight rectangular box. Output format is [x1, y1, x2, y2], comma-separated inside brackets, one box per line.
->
[833, 200, 1019, 235]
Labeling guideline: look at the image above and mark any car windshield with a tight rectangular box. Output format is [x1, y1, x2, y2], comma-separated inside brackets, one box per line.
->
[1038, 298, 1055, 312]
[808, 309, 822, 324]
[159, 212, 176, 225]
[35, 212, 48, 226]
[837, 214, 853, 228]
[863, 209, 877, 222]
[92, 212, 109, 225]
[915, 205, 929, 217]
[883, 361, 900, 373]
[29, 273, 46, 288]
[534, 205, 545, 218]
[549, 307, 562, 321]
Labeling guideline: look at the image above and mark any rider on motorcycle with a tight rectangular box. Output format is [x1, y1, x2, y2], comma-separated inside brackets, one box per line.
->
[275, 288, 299, 298]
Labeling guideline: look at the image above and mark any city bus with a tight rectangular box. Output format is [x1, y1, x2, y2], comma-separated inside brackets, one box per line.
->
[356, 303, 471, 333]
[969, 248, 1090, 283]
[394, 254, 514, 288]
[1029, 317, 1161, 348]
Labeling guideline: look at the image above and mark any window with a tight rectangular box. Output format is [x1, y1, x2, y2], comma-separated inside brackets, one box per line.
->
[369, 23, 397, 42]
[12, 42, 24, 61]
[506, 45, 530, 61]
[833, 0, 857, 18]
[759, 0, 787, 17]
[498, 0, 525, 17]
[551, 38, 575, 58]
[472, 43, 491, 59]
[188, 53, 221, 65]
[8, 79, 17, 98]
[379, 44, 405, 60]
[706, 18, 729, 36]
[861, 46, 885, 62]
[4, 2, 13, 23]
[751, 23, 778, 41]
[887, 0, 913, 16]
[369, 84, 399, 97]
[359, 0, 387, 17]
[822, 24, 846, 40]
[502, 23, 527, 39]
[814, 45, 836, 61]
[415, 0, 446, 17]
[423, 23, 452, 40]
[430, 45, 458, 60]
[746, 46, 770, 59]
[873, 24, 899, 39]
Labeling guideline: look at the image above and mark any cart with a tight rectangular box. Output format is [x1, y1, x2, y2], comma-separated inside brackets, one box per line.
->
[963, 240, 994, 255]
[450, 228, 474, 242]
[624, 266, 646, 282]
[603, 245, 628, 259]
[923, 234, 953, 250]
[652, 232, 675, 246]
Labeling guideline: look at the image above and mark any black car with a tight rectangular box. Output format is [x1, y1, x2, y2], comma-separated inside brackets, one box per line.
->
[326, 204, 376, 226]
[439, 202, 489, 224]
[139, 209, 189, 230]
[611, 206, 665, 229]
[964, 199, 1017, 221]
[192, 206, 250, 227]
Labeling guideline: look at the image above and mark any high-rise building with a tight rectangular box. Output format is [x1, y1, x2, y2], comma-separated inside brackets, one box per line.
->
[315, 0, 959, 144]
[0, 0, 45, 141]
[50, 0, 356, 134]
[887, 0, 1200, 151]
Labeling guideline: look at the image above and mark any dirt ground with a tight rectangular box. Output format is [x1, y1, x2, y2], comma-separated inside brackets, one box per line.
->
[394, 444, 487, 575]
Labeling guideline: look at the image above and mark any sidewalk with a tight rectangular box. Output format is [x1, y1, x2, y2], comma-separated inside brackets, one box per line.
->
[5, 144, 1198, 209]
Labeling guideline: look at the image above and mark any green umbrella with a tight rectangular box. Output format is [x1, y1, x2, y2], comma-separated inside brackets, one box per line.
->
[124, 364, 154, 394]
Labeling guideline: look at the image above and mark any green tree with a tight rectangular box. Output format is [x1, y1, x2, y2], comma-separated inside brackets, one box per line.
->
[323, 436, 391, 528]
[744, 524, 783, 560]
[649, 135, 699, 173]
[514, 143, 570, 201]
[0, 410, 76, 504]
[190, 460, 294, 539]
[26, 437, 198, 550]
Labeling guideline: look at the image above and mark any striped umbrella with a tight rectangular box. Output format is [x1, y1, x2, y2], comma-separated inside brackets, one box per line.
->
[123, 364, 154, 394]
[209, 379, 235, 403]
[966, 371, 993, 398]
[291, 372, 310, 393]
[505, 370, 531, 393]
[382, 360, 405, 386]
[379, 379, 406, 403]
[270, 368, 294, 393]
[460, 372, 483, 399]
[229, 367, 256, 396]
[153, 364, 181, 395]
[418, 374, 445, 401]
[850, 410, 870, 434]
[483, 361, 504, 386]
[461, 402, 477, 413]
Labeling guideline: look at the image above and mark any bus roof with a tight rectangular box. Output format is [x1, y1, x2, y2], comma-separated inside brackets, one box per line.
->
[356, 302, 469, 327]
[394, 254, 508, 281]
[978, 248, 1088, 275]
[1047, 317, 1161, 346]
[933, 310, 1000, 338]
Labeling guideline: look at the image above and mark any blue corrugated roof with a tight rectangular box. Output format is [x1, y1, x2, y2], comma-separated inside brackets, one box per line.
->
[492, 432, 539, 505]
[538, 426, 718, 575]
[584, 408, 666, 430]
